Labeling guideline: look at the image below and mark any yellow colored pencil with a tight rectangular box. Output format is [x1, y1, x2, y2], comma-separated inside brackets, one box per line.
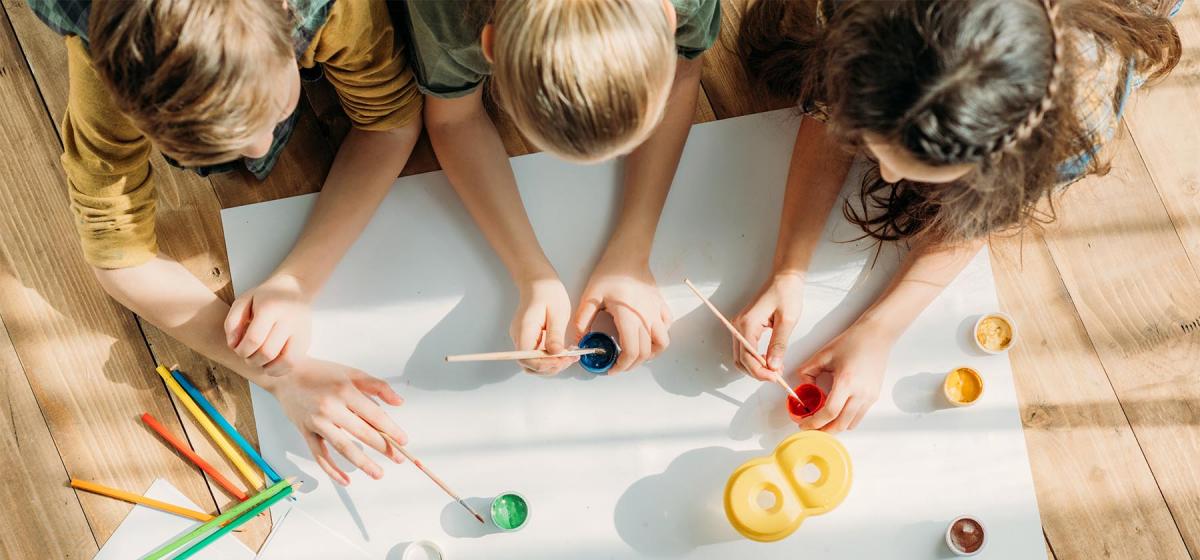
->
[155, 365, 264, 490]
[70, 479, 214, 522]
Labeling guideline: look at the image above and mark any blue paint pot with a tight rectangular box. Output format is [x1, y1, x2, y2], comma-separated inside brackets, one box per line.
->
[578, 332, 620, 374]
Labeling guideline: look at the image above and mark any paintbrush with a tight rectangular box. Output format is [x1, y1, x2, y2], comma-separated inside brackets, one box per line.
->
[445, 348, 605, 362]
[379, 432, 486, 524]
[683, 279, 803, 403]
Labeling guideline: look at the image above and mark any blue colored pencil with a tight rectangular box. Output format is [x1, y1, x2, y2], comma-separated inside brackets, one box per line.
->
[174, 483, 294, 560]
[171, 369, 282, 484]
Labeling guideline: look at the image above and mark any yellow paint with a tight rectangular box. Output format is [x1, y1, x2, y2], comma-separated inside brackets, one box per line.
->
[943, 367, 984, 406]
[975, 315, 1014, 352]
[724, 431, 853, 542]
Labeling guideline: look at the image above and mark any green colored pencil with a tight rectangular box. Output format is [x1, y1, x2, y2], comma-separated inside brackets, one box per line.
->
[175, 483, 294, 560]
[144, 477, 294, 560]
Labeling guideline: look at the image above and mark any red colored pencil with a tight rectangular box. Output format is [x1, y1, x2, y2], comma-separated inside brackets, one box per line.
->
[141, 412, 249, 501]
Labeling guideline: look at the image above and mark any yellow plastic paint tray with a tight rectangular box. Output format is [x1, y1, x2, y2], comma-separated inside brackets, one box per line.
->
[724, 430, 853, 542]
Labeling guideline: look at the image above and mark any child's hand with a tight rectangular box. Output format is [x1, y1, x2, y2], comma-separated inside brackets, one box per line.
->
[733, 273, 805, 381]
[264, 358, 407, 485]
[225, 273, 312, 375]
[794, 322, 893, 433]
[572, 258, 672, 373]
[511, 277, 576, 375]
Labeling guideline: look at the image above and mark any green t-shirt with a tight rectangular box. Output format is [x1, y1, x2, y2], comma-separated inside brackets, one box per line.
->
[401, 0, 722, 98]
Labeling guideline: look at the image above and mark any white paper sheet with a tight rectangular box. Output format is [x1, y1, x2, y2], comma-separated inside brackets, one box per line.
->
[92, 479, 254, 560]
[222, 110, 1043, 558]
[256, 504, 371, 559]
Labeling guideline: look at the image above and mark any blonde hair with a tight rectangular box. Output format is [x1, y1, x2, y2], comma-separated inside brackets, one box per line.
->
[88, 0, 294, 167]
[491, 0, 677, 163]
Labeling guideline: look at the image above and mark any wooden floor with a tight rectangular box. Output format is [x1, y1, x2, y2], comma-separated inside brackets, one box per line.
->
[1, 1, 1198, 558]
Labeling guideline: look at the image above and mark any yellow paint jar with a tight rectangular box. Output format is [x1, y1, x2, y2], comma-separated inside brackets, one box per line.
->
[974, 313, 1016, 354]
[943, 367, 984, 406]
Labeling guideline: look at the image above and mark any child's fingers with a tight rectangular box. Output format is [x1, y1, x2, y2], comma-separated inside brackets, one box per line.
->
[234, 313, 275, 358]
[250, 327, 289, 368]
[611, 311, 644, 373]
[649, 320, 670, 357]
[318, 420, 383, 480]
[304, 432, 348, 485]
[848, 401, 871, 431]
[571, 298, 601, 342]
[350, 372, 404, 406]
[821, 397, 861, 434]
[224, 296, 253, 348]
[348, 395, 408, 461]
[544, 307, 569, 355]
[765, 312, 799, 371]
[799, 375, 849, 430]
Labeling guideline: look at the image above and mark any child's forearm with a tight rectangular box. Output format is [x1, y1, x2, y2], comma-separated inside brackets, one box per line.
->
[772, 118, 854, 277]
[606, 57, 704, 263]
[425, 94, 557, 283]
[854, 239, 986, 340]
[272, 122, 422, 295]
[93, 258, 275, 387]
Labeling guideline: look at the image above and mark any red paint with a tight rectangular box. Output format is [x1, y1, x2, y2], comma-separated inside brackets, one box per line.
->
[787, 384, 827, 423]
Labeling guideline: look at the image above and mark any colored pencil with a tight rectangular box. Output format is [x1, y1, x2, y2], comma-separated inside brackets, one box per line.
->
[155, 365, 265, 491]
[141, 412, 249, 501]
[445, 347, 603, 362]
[69, 479, 214, 522]
[378, 432, 485, 524]
[683, 279, 803, 403]
[144, 477, 295, 560]
[171, 369, 282, 484]
[174, 483, 294, 560]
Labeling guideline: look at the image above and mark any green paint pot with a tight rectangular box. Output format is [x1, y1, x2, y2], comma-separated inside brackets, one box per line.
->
[490, 492, 529, 531]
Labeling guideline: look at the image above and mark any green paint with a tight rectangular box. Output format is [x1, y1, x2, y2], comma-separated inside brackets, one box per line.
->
[491, 492, 529, 531]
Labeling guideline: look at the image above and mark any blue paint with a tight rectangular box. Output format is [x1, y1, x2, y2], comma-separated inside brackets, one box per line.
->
[578, 332, 620, 374]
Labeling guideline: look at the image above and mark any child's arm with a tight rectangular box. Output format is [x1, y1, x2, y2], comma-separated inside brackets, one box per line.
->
[94, 258, 409, 485]
[733, 117, 853, 380]
[425, 90, 576, 375]
[795, 239, 984, 433]
[224, 124, 421, 372]
[570, 56, 703, 373]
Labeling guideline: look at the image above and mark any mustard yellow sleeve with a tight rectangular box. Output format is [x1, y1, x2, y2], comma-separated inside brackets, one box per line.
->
[62, 36, 157, 269]
[301, 0, 423, 131]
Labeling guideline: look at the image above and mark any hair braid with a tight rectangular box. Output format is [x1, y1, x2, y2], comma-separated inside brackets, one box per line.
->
[989, 0, 1064, 156]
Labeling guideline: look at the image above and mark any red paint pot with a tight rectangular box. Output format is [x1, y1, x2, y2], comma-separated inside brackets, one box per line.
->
[787, 383, 826, 423]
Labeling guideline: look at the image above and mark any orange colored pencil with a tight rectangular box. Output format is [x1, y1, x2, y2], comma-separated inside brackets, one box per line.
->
[141, 413, 249, 501]
[70, 479, 214, 522]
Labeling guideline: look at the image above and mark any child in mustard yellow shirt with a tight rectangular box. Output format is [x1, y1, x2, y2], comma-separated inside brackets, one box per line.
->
[31, 0, 421, 485]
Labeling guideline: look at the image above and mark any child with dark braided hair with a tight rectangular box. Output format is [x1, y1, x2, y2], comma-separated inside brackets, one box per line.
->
[732, 0, 1182, 432]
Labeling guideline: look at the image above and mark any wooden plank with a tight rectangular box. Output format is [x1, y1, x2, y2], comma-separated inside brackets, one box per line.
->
[0, 316, 97, 559]
[1123, 0, 1200, 278]
[3, 0, 271, 546]
[698, 0, 792, 119]
[1040, 126, 1200, 556]
[991, 229, 1190, 559]
[0, 4, 222, 543]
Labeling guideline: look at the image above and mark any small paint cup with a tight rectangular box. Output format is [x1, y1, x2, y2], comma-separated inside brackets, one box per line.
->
[578, 332, 620, 374]
[402, 540, 445, 560]
[787, 383, 827, 423]
[943, 367, 984, 407]
[945, 516, 987, 556]
[974, 312, 1016, 354]
[490, 492, 530, 532]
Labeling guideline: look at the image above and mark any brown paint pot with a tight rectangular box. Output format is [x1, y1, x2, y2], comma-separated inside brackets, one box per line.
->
[945, 516, 987, 556]
[787, 383, 827, 423]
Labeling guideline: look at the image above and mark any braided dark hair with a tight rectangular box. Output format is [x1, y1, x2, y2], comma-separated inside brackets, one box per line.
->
[740, 0, 1181, 244]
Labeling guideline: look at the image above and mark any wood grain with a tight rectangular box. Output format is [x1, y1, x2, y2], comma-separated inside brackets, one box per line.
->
[1041, 126, 1200, 556]
[3, 0, 270, 546]
[0, 4, 221, 544]
[991, 229, 1190, 559]
[0, 315, 97, 559]
[698, 0, 792, 119]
